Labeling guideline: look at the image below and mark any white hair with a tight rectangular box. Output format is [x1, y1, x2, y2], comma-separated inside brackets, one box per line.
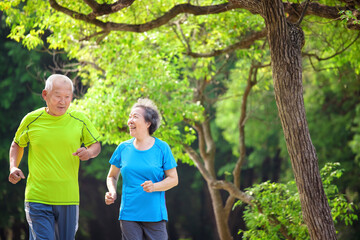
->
[44, 74, 74, 92]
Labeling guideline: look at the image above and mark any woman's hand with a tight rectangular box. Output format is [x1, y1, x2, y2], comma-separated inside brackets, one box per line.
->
[141, 168, 179, 193]
[105, 192, 117, 205]
[141, 180, 155, 193]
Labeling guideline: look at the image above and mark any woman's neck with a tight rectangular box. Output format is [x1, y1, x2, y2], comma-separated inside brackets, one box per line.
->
[134, 135, 155, 151]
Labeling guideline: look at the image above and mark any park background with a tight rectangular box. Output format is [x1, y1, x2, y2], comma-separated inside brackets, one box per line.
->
[0, 1, 360, 239]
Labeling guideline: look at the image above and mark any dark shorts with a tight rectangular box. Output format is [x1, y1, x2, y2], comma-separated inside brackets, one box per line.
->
[25, 202, 79, 240]
[120, 220, 168, 240]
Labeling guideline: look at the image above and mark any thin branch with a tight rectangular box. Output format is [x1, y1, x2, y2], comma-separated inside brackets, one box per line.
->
[306, 54, 339, 72]
[170, 22, 188, 50]
[80, 30, 109, 42]
[232, 62, 258, 189]
[193, 121, 209, 160]
[303, 32, 360, 61]
[257, 205, 296, 240]
[174, 21, 191, 52]
[96, 31, 110, 44]
[295, 0, 311, 26]
[83, 0, 100, 11]
[186, 29, 267, 58]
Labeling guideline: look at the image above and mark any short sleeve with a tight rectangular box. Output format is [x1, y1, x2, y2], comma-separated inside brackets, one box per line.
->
[109, 144, 122, 169]
[14, 114, 32, 147]
[79, 113, 100, 147]
[162, 142, 177, 170]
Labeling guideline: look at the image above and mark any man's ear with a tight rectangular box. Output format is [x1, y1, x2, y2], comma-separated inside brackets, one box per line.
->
[42, 90, 47, 100]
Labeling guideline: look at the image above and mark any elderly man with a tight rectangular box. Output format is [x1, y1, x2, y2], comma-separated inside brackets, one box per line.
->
[8, 74, 101, 240]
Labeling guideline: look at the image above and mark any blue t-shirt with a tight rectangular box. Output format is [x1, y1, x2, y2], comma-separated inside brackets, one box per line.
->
[109, 137, 177, 222]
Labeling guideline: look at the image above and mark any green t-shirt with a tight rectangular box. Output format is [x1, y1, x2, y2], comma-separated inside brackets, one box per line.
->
[14, 107, 100, 205]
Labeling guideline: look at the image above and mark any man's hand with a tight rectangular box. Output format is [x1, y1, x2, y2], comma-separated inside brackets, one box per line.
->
[105, 192, 117, 205]
[9, 167, 25, 184]
[141, 180, 155, 193]
[73, 147, 90, 161]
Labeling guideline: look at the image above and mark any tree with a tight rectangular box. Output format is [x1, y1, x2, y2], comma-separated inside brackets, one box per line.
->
[1, 0, 360, 239]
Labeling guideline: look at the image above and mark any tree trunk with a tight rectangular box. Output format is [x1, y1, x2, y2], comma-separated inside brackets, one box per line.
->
[207, 182, 233, 240]
[202, 121, 233, 240]
[261, 1, 337, 239]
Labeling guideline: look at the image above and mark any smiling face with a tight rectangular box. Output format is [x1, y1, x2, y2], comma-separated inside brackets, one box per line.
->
[42, 78, 73, 116]
[127, 107, 151, 138]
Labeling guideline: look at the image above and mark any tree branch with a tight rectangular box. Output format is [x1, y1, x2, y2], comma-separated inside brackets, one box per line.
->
[295, 0, 311, 26]
[303, 32, 360, 61]
[49, 0, 240, 32]
[173, 21, 192, 53]
[49, 0, 360, 39]
[257, 205, 296, 240]
[183, 144, 214, 182]
[85, 0, 135, 18]
[211, 180, 255, 206]
[284, 1, 360, 29]
[232, 63, 258, 190]
[80, 30, 110, 42]
[83, 0, 100, 12]
[186, 29, 267, 58]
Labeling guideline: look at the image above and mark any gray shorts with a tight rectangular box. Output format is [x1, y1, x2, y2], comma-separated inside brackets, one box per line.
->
[120, 220, 168, 240]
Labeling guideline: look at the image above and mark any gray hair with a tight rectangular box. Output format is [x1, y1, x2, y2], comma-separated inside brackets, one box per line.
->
[45, 74, 74, 92]
[132, 98, 161, 135]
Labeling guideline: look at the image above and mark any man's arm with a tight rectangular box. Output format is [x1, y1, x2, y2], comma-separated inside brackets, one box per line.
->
[73, 142, 101, 161]
[9, 141, 26, 184]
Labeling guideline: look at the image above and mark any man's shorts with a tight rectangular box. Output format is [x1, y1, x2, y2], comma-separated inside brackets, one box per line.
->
[25, 202, 79, 240]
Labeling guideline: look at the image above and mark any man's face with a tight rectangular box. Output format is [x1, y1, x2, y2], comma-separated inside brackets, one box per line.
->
[42, 79, 73, 116]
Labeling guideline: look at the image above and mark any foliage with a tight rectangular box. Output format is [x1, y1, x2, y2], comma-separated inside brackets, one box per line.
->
[2, 0, 360, 239]
[236, 163, 358, 239]
[350, 104, 360, 165]
[72, 56, 203, 164]
[215, 57, 288, 175]
[0, 19, 49, 238]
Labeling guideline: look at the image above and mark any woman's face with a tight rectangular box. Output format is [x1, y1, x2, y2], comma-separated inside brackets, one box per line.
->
[127, 107, 150, 138]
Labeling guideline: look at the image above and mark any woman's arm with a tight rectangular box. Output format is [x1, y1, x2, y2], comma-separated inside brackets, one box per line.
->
[141, 167, 178, 193]
[105, 165, 120, 205]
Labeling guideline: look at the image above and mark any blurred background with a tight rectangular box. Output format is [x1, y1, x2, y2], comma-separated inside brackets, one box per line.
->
[1, 7, 360, 240]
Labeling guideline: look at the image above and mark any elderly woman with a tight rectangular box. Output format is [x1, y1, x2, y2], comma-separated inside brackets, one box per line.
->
[105, 98, 178, 240]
